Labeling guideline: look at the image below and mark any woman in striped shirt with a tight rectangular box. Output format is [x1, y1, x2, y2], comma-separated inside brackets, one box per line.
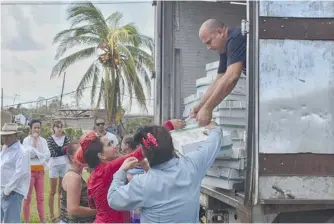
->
[46, 120, 70, 222]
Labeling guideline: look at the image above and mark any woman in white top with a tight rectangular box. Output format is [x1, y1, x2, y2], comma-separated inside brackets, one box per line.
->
[46, 120, 70, 222]
[23, 119, 50, 223]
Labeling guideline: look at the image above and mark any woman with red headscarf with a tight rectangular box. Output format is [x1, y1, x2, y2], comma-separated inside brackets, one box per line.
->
[75, 119, 185, 223]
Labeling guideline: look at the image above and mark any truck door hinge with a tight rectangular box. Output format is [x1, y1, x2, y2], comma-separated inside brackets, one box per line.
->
[241, 19, 249, 36]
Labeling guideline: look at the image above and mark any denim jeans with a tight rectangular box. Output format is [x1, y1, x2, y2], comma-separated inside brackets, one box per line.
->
[0, 191, 24, 223]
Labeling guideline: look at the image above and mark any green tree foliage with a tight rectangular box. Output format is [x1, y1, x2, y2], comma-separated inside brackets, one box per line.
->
[51, 2, 154, 125]
[64, 127, 84, 141]
[124, 117, 152, 134]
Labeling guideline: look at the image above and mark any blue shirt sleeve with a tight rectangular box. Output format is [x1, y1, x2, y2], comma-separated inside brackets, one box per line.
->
[107, 170, 145, 211]
[185, 127, 223, 177]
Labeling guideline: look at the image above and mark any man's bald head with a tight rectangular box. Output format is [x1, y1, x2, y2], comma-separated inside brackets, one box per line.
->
[199, 19, 225, 35]
[199, 19, 227, 53]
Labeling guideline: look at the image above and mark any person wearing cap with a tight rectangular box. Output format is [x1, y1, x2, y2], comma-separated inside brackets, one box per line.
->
[0, 123, 30, 223]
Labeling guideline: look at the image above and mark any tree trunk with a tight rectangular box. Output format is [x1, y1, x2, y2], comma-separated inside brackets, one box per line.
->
[104, 67, 113, 126]
[104, 67, 119, 134]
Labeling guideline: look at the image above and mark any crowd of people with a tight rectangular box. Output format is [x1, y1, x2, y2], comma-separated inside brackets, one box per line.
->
[1, 17, 246, 223]
[0, 116, 222, 223]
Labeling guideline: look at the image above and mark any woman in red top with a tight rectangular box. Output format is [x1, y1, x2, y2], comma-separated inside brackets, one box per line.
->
[74, 120, 185, 223]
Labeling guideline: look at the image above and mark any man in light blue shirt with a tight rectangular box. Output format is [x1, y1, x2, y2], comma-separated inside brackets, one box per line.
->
[108, 122, 222, 223]
[0, 123, 30, 223]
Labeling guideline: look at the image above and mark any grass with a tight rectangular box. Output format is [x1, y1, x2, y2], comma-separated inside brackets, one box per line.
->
[21, 170, 90, 223]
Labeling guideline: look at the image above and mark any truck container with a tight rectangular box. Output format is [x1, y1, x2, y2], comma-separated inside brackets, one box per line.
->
[153, 0, 334, 222]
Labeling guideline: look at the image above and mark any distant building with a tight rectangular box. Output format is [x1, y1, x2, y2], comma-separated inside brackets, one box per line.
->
[14, 114, 28, 126]
[1, 110, 13, 127]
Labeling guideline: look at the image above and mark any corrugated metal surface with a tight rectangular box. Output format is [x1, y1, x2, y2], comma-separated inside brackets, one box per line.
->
[258, 1, 334, 202]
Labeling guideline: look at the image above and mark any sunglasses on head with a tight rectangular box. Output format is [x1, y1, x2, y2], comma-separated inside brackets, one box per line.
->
[96, 122, 105, 126]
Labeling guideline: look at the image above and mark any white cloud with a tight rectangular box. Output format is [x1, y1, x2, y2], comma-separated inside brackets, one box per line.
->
[1, 3, 155, 114]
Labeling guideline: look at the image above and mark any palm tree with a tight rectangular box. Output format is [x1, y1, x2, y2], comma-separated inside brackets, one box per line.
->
[51, 2, 154, 125]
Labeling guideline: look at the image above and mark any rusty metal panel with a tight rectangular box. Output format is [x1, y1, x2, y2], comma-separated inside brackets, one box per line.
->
[259, 39, 334, 154]
[260, 1, 334, 18]
[259, 176, 334, 200]
[257, 0, 334, 206]
[259, 153, 334, 176]
[259, 17, 334, 40]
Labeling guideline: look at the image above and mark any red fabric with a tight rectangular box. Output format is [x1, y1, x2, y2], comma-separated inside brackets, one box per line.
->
[86, 120, 173, 223]
[141, 133, 159, 150]
[75, 131, 98, 164]
[87, 148, 144, 223]
[163, 120, 174, 131]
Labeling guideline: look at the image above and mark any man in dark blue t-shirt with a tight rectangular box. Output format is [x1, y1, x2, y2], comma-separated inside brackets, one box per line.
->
[190, 18, 246, 126]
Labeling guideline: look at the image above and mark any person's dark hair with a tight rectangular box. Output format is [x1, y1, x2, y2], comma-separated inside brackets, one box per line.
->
[29, 119, 42, 128]
[122, 135, 137, 150]
[84, 139, 104, 169]
[95, 117, 105, 124]
[53, 120, 63, 128]
[134, 125, 175, 167]
[66, 140, 80, 162]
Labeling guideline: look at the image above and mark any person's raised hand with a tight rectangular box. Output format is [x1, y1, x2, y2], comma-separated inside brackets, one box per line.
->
[32, 132, 39, 147]
[32, 132, 39, 139]
[170, 119, 186, 130]
[189, 104, 202, 119]
[120, 157, 139, 172]
[138, 158, 150, 172]
[202, 121, 218, 135]
[205, 121, 218, 130]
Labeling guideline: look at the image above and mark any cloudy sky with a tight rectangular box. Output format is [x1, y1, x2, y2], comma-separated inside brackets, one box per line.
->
[1, 1, 154, 114]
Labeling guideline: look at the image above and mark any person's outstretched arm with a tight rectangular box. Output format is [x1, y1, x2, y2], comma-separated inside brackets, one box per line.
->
[186, 122, 222, 177]
[105, 148, 145, 173]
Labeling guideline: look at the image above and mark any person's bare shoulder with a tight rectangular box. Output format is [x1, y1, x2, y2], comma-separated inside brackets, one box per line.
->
[63, 171, 82, 188]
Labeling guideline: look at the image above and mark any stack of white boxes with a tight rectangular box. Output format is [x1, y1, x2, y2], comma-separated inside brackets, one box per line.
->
[182, 61, 247, 191]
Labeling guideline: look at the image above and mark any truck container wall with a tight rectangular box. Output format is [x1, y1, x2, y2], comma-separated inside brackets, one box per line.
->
[257, 1, 334, 203]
